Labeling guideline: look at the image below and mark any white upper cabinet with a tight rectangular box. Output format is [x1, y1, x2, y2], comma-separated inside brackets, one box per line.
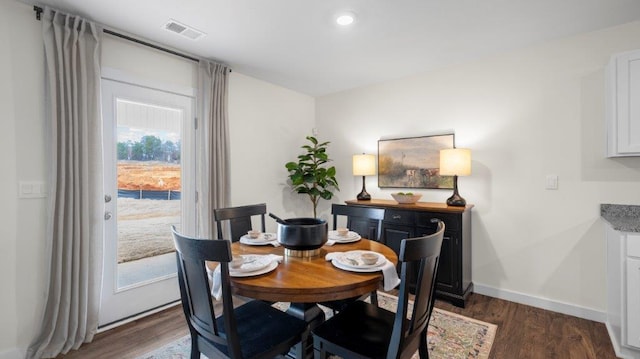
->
[607, 49, 640, 157]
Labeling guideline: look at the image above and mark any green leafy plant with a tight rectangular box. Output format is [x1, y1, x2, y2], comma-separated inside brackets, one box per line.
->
[395, 192, 413, 196]
[285, 136, 340, 218]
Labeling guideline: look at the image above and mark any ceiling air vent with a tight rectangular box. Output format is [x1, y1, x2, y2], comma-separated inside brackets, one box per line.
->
[163, 19, 205, 40]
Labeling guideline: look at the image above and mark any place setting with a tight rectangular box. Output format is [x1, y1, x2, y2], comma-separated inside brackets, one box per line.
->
[228, 254, 280, 277]
[239, 230, 280, 247]
[210, 253, 283, 299]
[325, 250, 400, 291]
[324, 227, 361, 246]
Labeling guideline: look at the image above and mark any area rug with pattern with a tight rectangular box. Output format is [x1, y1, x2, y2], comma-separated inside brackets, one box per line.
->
[137, 292, 497, 359]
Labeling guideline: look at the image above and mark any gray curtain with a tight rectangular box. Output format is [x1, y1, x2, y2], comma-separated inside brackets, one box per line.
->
[27, 7, 104, 359]
[196, 61, 230, 238]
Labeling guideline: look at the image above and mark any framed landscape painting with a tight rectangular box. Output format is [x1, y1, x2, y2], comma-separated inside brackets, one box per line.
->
[378, 134, 455, 189]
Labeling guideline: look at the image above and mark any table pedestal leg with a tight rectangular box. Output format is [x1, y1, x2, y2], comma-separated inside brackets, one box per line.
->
[286, 303, 325, 359]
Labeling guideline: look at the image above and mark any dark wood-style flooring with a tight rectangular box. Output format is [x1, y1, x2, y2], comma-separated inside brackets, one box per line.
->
[57, 293, 618, 359]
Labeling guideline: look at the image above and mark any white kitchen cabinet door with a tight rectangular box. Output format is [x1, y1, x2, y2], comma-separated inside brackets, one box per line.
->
[627, 257, 640, 348]
[607, 50, 640, 157]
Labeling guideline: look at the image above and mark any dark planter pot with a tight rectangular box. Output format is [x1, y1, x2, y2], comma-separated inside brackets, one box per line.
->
[277, 218, 328, 250]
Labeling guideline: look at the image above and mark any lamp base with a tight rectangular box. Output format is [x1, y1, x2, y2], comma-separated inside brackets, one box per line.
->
[357, 190, 371, 201]
[446, 193, 466, 207]
[357, 175, 371, 200]
[446, 174, 466, 207]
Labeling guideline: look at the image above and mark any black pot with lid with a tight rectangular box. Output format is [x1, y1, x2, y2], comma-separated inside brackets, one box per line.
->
[276, 217, 328, 253]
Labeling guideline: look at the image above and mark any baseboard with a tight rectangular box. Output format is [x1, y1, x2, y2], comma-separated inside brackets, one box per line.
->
[473, 283, 606, 323]
[98, 300, 181, 333]
[606, 322, 626, 359]
[0, 347, 23, 359]
[606, 322, 640, 359]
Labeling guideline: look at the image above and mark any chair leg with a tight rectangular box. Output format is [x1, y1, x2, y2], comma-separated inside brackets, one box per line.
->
[369, 290, 378, 306]
[314, 345, 327, 359]
[292, 343, 303, 359]
[313, 337, 328, 359]
[190, 334, 200, 359]
[418, 331, 429, 359]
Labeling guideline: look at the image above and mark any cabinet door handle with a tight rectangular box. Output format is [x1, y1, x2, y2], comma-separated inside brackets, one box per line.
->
[392, 215, 402, 220]
[431, 218, 440, 223]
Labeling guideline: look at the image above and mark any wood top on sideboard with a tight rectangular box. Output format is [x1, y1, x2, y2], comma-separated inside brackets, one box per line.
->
[344, 199, 474, 213]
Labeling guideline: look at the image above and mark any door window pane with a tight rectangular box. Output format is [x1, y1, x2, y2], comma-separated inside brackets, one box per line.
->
[115, 99, 181, 288]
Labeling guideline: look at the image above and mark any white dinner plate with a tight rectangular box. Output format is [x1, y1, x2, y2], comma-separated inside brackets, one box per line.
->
[239, 233, 278, 246]
[229, 260, 278, 277]
[328, 231, 361, 243]
[331, 258, 388, 273]
[334, 250, 386, 269]
[229, 254, 273, 273]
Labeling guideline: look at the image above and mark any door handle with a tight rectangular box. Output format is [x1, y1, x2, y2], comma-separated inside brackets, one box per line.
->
[392, 215, 401, 220]
[104, 212, 112, 220]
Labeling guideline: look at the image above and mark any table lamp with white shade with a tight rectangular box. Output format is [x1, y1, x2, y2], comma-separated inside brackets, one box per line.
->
[353, 154, 376, 200]
[439, 148, 471, 207]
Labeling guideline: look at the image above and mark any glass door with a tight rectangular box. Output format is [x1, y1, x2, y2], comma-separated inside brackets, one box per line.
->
[99, 78, 195, 326]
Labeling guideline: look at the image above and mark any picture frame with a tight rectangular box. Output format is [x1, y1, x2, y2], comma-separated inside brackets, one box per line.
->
[378, 134, 455, 189]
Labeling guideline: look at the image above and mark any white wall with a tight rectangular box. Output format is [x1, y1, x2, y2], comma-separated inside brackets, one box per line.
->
[2, 1, 47, 359]
[316, 20, 640, 319]
[0, 1, 314, 356]
[228, 72, 316, 230]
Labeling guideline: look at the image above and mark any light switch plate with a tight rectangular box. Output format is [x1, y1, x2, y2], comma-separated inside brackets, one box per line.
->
[19, 181, 47, 198]
[545, 175, 558, 190]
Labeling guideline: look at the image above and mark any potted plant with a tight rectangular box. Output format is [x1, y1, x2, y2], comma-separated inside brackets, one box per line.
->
[285, 136, 340, 218]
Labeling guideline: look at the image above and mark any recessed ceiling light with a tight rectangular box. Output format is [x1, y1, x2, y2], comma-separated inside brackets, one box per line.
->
[336, 12, 355, 26]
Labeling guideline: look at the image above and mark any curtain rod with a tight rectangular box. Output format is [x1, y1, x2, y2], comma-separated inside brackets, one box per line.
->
[33, 6, 206, 64]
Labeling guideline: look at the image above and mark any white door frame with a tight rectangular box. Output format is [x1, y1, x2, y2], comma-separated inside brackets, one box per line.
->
[99, 73, 196, 326]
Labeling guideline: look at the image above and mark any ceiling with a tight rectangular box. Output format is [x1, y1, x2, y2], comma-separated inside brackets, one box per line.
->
[27, 0, 640, 96]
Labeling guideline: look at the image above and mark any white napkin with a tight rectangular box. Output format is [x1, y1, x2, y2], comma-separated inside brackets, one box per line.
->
[380, 260, 401, 291]
[325, 252, 340, 261]
[260, 233, 279, 246]
[325, 252, 401, 291]
[210, 254, 283, 300]
[325, 233, 360, 246]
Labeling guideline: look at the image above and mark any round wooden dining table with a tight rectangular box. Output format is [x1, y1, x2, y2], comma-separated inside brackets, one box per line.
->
[229, 238, 397, 304]
[219, 238, 397, 358]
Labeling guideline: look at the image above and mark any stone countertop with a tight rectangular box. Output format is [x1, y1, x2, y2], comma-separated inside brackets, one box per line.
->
[601, 204, 640, 233]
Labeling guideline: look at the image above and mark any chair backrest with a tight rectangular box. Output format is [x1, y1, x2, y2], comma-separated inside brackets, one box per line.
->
[388, 220, 445, 359]
[331, 204, 385, 242]
[214, 203, 267, 242]
[171, 226, 243, 358]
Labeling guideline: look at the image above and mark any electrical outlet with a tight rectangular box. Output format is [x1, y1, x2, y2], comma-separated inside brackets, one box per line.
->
[545, 175, 558, 190]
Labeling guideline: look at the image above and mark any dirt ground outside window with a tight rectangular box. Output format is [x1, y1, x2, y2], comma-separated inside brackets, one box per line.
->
[117, 161, 181, 263]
